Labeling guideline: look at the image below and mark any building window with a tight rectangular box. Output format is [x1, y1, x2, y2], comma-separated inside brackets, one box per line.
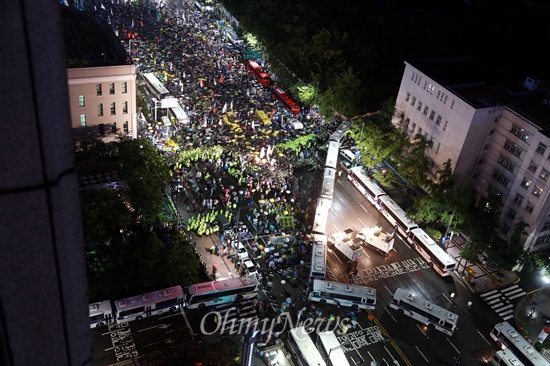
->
[507, 209, 517, 220]
[524, 201, 534, 214]
[492, 170, 509, 187]
[96, 84, 102, 96]
[123, 121, 129, 133]
[403, 117, 410, 129]
[532, 185, 543, 198]
[520, 177, 531, 189]
[110, 102, 116, 115]
[487, 184, 501, 197]
[411, 97, 416, 106]
[501, 223, 510, 235]
[450, 100, 455, 109]
[424, 81, 428, 90]
[78, 95, 85, 107]
[109, 83, 115, 95]
[429, 110, 435, 120]
[435, 115, 441, 126]
[513, 193, 524, 205]
[527, 160, 539, 173]
[435, 142, 441, 154]
[418, 127, 423, 135]
[122, 101, 128, 114]
[444, 95, 448, 104]
[542, 222, 550, 232]
[504, 140, 522, 158]
[98, 103, 103, 117]
[411, 72, 415, 81]
[429, 84, 435, 94]
[498, 155, 515, 172]
[411, 123, 416, 134]
[423, 106, 429, 116]
[111, 123, 117, 134]
[510, 124, 529, 142]
[443, 121, 448, 131]
[98, 124, 105, 135]
[489, 129, 496, 135]
[417, 101, 422, 111]
[122, 82, 127, 94]
[539, 168, 550, 181]
[437, 90, 441, 99]
[80, 114, 86, 127]
[536, 142, 547, 156]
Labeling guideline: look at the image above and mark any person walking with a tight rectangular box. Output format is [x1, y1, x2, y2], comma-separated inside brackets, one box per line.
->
[450, 292, 455, 302]
[467, 300, 472, 309]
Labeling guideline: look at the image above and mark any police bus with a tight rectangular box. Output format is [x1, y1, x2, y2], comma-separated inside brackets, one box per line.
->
[89, 300, 114, 328]
[389, 288, 459, 336]
[185, 276, 259, 310]
[490, 322, 548, 366]
[407, 228, 457, 277]
[347, 166, 387, 207]
[113, 286, 185, 323]
[308, 279, 376, 310]
[288, 326, 326, 366]
[490, 350, 526, 366]
[317, 330, 351, 366]
[310, 234, 327, 280]
[379, 195, 418, 235]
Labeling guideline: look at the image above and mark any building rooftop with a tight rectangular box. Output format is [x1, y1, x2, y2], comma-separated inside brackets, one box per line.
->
[62, 5, 130, 68]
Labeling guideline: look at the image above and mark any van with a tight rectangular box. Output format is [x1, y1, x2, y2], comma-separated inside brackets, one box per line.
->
[217, 214, 232, 232]
[236, 242, 249, 260]
[242, 259, 258, 278]
[340, 149, 356, 163]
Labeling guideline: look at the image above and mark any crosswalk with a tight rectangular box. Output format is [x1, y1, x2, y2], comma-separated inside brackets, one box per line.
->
[480, 284, 526, 321]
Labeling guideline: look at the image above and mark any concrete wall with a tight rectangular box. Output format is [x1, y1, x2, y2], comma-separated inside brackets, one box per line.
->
[0, 2, 92, 365]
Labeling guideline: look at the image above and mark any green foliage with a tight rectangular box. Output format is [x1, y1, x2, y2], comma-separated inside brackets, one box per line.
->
[297, 84, 317, 106]
[80, 188, 131, 245]
[424, 228, 442, 243]
[321, 66, 361, 118]
[410, 196, 445, 224]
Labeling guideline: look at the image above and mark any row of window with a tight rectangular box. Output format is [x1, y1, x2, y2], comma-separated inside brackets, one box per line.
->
[79, 115, 129, 133]
[509, 124, 549, 157]
[96, 82, 128, 96]
[97, 101, 128, 116]
[408, 72, 454, 107]
[404, 94, 449, 132]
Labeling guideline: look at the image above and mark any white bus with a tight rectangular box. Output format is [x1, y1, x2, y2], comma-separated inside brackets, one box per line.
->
[320, 167, 336, 200]
[288, 326, 326, 366]
[348, 166, 387, 207]
[114, 286, 184, 323]
[389, 288, 459, 336]
[490, 350, 526, 366]
[379, 195, 418, 235]
[168, 103, 189, 125]
[310, 234, 327, 280]
[407, 228, 457, 277]
[89, 300, 114, 328]
[329, 120, 351, 143]
[185, 276, 259, 310]
[142, 72, 171, 100]
[312, 197, 331, 236]
[308, 279, 376, 310]
[326, 141, 340, 170]
[317, 331, 351, 366]
[490, 322, 548, 366]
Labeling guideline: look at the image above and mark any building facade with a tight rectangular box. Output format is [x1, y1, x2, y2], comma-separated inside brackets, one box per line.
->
[393, 59, 550, 253]
[68, 65, 137, 140]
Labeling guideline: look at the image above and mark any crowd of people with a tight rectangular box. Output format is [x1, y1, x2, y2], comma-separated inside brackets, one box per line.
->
[86, 0, 346, 317]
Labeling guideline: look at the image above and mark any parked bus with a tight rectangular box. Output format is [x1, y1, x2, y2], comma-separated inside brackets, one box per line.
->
[379, 195, 418, 235]
[168, 103, 189, 125]
[490, 322, 548, 366]
[246, 60, 271, 87]
[348, 166, 387, 207]
[308, 279, 376, 310]
[272, 85, 301, 115]
[320, 167, 336, 200]
[310, 234, 327, 280]
[326, 141, 340, 170]
[311, 197, 331, 236]
[288, 326, 326, 366]
[329, 120, 352, 143]
[89, 300, 114, 328]
[490, 350, 526, 366]
[389, 288, 459, 336]
[407, 228, 457, 277]
[185, 276, 259, 310]
[141, 72, 171, 100]
[114, 285, 184, 323]
[317, 330, 351, 366]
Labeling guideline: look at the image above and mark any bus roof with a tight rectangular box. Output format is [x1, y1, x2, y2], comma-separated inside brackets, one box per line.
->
[89, 300, 112, 316]
[393, 288, 458, 324]
[114, 286, 183, 312]
[188, 276, 258, 295]
[313, 279, 376, 297]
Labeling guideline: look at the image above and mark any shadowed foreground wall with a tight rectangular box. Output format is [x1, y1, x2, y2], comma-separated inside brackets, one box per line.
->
[0, 1, 92, 365]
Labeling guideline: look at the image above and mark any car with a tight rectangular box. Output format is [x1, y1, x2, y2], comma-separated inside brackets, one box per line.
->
[339, 160, 351, 173]
[236, 242, 249, 260]
[242, 259, 258, 278]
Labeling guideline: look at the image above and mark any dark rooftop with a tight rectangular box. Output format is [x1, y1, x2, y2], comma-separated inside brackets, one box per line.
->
[62, 5, 130, 68]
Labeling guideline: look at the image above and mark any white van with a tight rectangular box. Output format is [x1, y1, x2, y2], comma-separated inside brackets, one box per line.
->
[340, 149, 356, 163]
[236, 243, 249, 260]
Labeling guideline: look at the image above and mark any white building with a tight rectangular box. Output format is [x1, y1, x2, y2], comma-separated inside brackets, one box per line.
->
[392, 59, 550, 252]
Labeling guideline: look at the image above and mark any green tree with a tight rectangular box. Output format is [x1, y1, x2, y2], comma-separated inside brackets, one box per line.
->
[410, 195, 445, 225]
[321, 66, 361, 117]
[80, 188, 131, 245]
